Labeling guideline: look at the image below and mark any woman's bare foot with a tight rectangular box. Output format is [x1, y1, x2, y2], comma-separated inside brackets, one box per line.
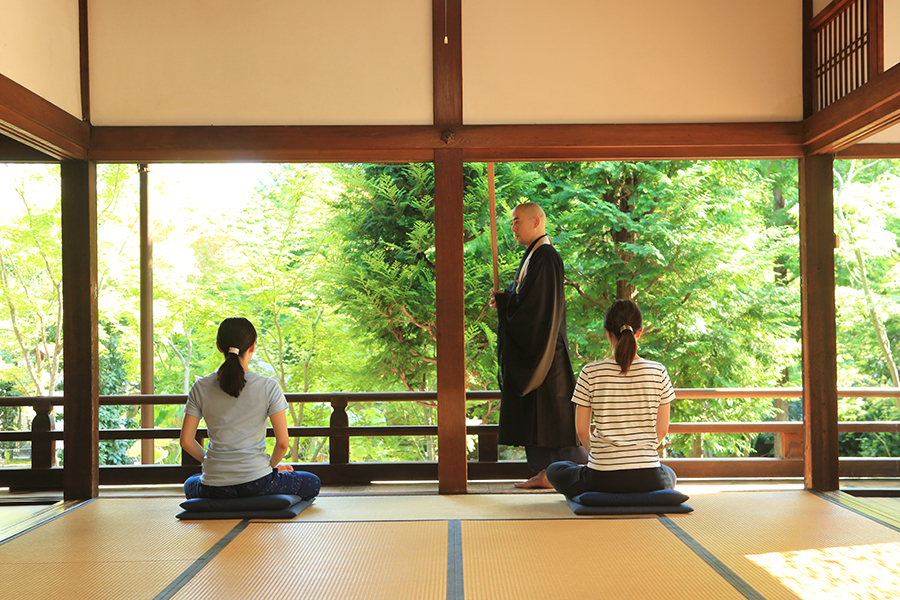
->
[514, 469, 553, 489]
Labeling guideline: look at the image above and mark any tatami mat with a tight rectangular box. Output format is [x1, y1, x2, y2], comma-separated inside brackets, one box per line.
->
[295, 491, 577, 521]
[3, 490, 900, 600]
[171, 521, 448, 600]
[676, 491, 900, 599]
[462, 519, 747, 600]
[0, 498, 237, 600]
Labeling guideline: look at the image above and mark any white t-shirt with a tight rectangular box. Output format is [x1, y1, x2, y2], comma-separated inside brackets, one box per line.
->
[185, 370, 288, 486]
[571, 357, 675, 471]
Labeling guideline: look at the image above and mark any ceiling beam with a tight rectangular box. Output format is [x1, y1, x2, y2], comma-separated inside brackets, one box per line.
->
[89, 122, 803, 163]
[0, 73, 90, 161]
[803, 60, 900, 154]
[0, 133, 61, 162]
[836, 143, 900, 158]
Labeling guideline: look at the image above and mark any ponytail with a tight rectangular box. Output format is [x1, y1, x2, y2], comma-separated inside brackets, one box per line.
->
[603, 300, 643, 375]
[215, 317, 257, 397]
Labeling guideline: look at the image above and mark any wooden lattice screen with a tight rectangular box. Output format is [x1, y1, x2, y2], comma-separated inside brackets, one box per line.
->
[811, 0, 884, 112]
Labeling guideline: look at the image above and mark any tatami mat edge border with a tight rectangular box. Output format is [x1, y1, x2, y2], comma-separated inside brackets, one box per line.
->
[813, 490, 900, 533]
[0, 499, 92, 547]
[151, 520, 250, 600]
[659, 516, 768, 600]
[447, 520, 464, 600]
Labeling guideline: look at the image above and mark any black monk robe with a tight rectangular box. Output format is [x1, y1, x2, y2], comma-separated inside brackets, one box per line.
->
[495, 237, 579, 448]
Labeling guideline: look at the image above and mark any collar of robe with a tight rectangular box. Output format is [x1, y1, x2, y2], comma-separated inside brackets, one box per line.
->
[516, 234, 552, 292]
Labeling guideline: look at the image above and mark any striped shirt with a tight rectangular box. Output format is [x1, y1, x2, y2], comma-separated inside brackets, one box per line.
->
[572, 357, 675, 471]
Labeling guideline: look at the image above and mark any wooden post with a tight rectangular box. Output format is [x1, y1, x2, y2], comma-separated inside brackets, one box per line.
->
[329, 396, 350, 464]
[61, 160, 100, 500]
[802, 0, 814, 116]
[799, 154, 839, 491]
[435, 148, 467, 494]
[867, 0, 884, 79]
[139, 164, 155, 464]
[433, 0, 465, 494]
[488, 162, 499, 292]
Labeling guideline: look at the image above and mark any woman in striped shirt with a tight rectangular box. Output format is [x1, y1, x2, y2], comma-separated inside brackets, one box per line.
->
[546, 299, 677, 497]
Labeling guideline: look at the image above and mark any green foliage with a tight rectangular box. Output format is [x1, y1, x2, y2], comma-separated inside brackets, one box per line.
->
[99, 319, 139, 465]
[3, 159, 900, 465]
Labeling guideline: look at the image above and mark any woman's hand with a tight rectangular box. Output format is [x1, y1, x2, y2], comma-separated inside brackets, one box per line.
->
[275, 464, 294, 473]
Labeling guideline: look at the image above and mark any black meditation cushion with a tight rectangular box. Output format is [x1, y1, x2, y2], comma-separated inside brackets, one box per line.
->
[176, 494, 313, 520]
[567, 489, 693, 515]
[573, 489, 689, 507]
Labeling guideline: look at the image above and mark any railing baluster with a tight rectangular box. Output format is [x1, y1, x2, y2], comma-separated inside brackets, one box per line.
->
[329, 395, 350, 464]
[30, 400, 56, 469]
[477, 431, 498, 463]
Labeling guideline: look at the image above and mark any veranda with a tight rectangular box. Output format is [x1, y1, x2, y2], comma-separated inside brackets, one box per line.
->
[2, 2, 900, 598]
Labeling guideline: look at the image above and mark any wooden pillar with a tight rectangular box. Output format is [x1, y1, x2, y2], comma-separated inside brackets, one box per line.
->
[433, 0, 465, 493]
[799, 154, 839, 491]
[139, 165, 155, 464]
[435, 148, 467, 494]
[61, 160, 99, 500]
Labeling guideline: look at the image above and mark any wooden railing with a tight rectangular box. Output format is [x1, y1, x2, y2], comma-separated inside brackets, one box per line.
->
[2, 388, 900, 490]
[810, 0, 883, 112]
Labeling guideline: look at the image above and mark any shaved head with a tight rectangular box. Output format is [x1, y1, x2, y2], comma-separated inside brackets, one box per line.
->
[514, 202, 545, 220]
[511, 202, 547, 246]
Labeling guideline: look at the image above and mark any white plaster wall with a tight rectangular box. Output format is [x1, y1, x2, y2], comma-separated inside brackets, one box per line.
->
[0, 0, 82, 118]
[88, 0, 433, 126]
[885, 0, 900, 70]
[812, 0, 832, 17]
[462, 0, 802, 124]
[855, 0, 900, 144]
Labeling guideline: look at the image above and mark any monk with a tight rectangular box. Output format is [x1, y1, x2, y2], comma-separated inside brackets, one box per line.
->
[490, 202, 586, 488]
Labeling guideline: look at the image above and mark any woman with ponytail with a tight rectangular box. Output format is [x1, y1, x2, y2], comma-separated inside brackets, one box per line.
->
[179, 317, 320, 500]
[546, 300, 677, 497]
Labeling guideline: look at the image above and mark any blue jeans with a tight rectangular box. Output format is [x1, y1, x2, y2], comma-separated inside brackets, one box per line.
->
[525, 445, 589, 472]
[546, 461, 677, 498]
[184, 470, 320, 500]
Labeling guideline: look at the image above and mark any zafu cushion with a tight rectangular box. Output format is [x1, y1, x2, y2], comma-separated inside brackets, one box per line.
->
[572, 489, 689, 507]
[180, 494, 303, 512]
[567, 499, 693, 515]
[176, 495, 314, 520]
[567, 489, 693, 515]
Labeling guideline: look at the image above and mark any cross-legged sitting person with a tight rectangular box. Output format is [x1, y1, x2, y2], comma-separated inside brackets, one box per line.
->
[180, 317, 320, 501]
[547, 300, 676, 498]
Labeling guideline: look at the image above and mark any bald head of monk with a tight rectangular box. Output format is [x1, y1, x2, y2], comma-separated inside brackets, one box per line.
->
[510, 202, 547, 247]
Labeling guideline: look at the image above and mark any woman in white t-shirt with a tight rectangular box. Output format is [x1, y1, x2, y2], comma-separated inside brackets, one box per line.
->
[546, 300, 677, 498]
[179, 317, 320, 500]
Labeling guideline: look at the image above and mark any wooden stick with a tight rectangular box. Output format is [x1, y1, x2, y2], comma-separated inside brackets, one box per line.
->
[488, 162, 499, 291]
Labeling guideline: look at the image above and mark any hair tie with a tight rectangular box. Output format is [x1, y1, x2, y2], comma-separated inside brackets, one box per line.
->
[619, 325, 633, 334]
[227, 347, 240, 355]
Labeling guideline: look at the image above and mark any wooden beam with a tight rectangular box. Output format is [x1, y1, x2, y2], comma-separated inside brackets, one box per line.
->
[804, 60, 900, 153]
[88, 122, 803, 163]
[61, 160, 100, 500]
[799, 154, 839, 492]
[434, 148, 467, 494]
[89, 125, 437, 163]
[0, 134, 59, 162]
[836, 143, 900, 158]
[0, 73, 89, 160]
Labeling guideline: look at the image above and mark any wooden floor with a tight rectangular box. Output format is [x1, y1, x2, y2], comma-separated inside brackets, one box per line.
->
[1, 481, 899, 600]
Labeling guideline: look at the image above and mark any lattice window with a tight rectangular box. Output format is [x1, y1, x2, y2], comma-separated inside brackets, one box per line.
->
[812, 0, 883, 112]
